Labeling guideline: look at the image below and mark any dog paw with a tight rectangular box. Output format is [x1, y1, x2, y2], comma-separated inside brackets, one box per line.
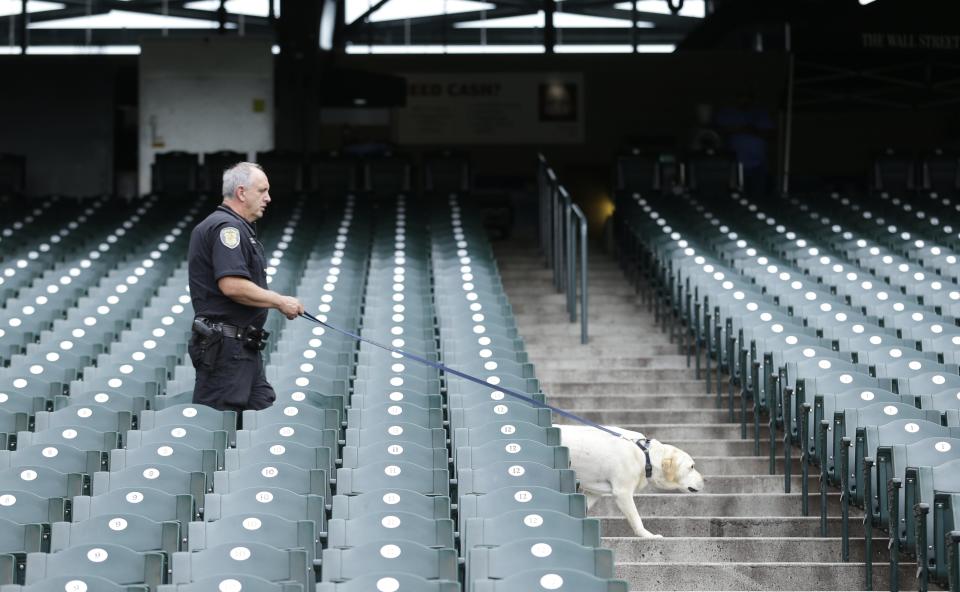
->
[638, 532, 664, 539]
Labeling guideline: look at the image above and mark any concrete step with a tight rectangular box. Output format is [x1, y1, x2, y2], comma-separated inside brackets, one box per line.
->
[614, 561, 912, 591]
[499, 260, 622, 270]
[616, 424, 749, 440]
[505, 288, 642, 298]
[598, 516, 865, 539]
[603, 537, 880, 563]
[549, 394, 716, 409]
[500, 270, 628, 280]
[502, 280, 628, 290]
[534, 356, 693, 370]
[512, 303, 646, 315]
[544, 382, 708, 396]
[555, 408, 739, 422]
[687, 456, 802, 476]
[518, 325, 663, 338]
[539, 369, 699, 383]
[514, 306, 641, 318]
[514, 316, 657, 330]
[527, 334, 678, 347]
[670, 439, 773, 457]
[684, 475, 812, 494]
[527, 344, 686, 357]
[591, 493, 840, 517]
[507, 293, 640, 304]
[496, 256, 620, 265]
[519, 336, 682, 355]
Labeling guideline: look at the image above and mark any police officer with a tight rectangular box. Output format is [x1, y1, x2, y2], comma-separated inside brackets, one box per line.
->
[187, 162, 304, 411]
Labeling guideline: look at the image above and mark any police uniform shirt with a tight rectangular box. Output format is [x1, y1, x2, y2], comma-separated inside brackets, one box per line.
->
[188, 205, 269, 330]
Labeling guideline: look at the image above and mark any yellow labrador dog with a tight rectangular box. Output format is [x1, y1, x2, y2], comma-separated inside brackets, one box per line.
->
[559, 424, 704, 538]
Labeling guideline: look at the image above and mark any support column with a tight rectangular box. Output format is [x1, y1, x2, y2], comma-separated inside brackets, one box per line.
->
[544, 0, 555, 54]
[275, 0, 323, 153]
[217, 0, 227, 33]
[332, 0, 347, 52]
[19, 0, 27, 55]
[780, 22, 794, 197]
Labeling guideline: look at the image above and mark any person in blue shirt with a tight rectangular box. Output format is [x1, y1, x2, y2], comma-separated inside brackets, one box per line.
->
[715, 89, 775, 200]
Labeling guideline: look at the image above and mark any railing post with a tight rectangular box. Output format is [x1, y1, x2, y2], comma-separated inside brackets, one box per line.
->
[562, 186, 568, 292]
[538, 156, 549, 262]
[864, 456, 875, 591]
[537, 157, 588, 345]
[553, 183, 563, 291]
[564, 191, 575, 321]
[840, 437, 851, 561]
[574, 206, 590, 345]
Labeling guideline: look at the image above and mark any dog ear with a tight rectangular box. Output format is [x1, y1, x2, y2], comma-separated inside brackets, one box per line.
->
[661, 454, 679, 484]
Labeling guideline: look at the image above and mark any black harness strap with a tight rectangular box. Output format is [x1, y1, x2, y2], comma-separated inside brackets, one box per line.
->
[635, 438, 654, 478]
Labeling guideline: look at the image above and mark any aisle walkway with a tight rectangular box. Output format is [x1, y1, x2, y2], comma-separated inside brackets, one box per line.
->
[494, 240, 907, 591]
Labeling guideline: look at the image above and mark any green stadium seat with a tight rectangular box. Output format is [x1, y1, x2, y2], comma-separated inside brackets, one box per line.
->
[0, 575, 149, 592]
[49, 514, 180, 556]
[467, 539, 614, 590]
[315, 574, 457, 592]
[326, 512, 455, 549]
[202, 487, 327, 529]
[23, 544, 163, 589]
[471, 568, 628, 592]
[330, 489, 450, 521]
[158, 575, 302, 592]
[319, 541, 458, 583]
[168, 542, 310, 591]
[187, 513, 319, 564]
[334, 463, 449, 497]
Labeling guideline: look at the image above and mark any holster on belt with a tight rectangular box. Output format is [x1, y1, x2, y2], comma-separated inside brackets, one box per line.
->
[191, 318, 224, 368]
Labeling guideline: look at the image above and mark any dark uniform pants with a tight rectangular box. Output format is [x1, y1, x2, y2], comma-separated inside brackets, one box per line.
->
[188, 332, 276, 412]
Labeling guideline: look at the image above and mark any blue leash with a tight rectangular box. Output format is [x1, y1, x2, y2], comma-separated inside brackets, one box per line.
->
[298, 311, 655, 476]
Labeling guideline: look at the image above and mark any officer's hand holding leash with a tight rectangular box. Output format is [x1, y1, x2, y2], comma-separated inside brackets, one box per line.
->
[277, 295, 305, 320]
[217, 276, 304, 320]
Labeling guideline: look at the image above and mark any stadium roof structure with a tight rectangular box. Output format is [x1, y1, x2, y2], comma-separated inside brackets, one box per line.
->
[0, 0, 705, 54]
[5, 0, 955, 58]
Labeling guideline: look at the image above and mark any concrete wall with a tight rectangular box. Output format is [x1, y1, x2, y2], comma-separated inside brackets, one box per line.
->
[0, 58, 118, 197]
[322, 52, 786, 232]
[139, 37, 275, 195]
[1, 50, 957, 200]
[323, 52, 787, 172]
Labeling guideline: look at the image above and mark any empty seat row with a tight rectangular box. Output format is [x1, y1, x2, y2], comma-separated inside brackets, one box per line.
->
[152, 151, 470, 199]
[614, 186, 960, 591]
[431, 195, 626, 592]
[2, 188, 626, 592]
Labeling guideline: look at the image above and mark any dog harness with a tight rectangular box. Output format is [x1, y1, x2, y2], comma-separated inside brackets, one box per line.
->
[634, 438, 654, 478]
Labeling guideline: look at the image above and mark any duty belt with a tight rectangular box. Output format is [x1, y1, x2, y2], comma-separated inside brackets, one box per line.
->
[195, 318, 248, 340]
[216, 323, 247, 339]
[194, 317, 269, 351]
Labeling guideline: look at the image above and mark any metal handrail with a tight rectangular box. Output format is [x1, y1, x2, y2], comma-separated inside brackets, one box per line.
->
[569, 203, 588, 344]
[537, 154, 589, 344]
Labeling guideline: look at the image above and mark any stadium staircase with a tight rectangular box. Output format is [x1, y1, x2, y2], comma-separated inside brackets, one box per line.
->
[496, 241, 912, 591]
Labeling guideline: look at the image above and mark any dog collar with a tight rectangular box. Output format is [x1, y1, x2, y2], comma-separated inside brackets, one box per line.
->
[634, 438, 653, 478]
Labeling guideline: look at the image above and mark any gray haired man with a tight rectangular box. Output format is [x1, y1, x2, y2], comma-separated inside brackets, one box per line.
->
[186, 162, 304, 411]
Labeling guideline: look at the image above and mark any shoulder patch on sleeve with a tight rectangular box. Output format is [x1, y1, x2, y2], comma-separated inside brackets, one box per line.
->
[219, 226, 241, 249]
